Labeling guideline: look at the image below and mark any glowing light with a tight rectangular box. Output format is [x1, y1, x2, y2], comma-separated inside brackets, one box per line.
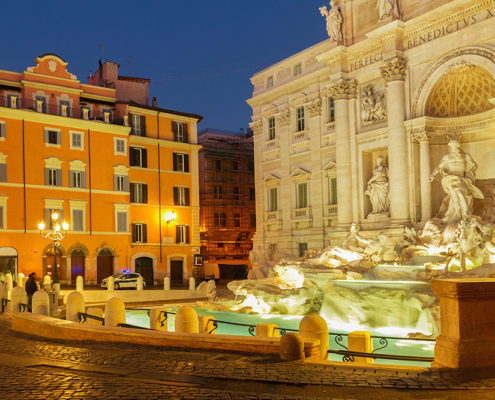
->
[232, 294, 271, 314]
[54, 224, 61, 232]
[38, 222, 45, 230]
[164, 211, 177, 224]
[51, 212, 59, 221]
[273, 265, 304, 289]
[62, 222, 69, 231]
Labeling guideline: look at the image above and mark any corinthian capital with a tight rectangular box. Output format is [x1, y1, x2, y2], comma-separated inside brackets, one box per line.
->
[308, 99, 322, 117]
[276, 110, 291, 127]
[249, 119, 263, 135]
[380, 58, 407, 82]
[412, 131, 430, 143]
[329, 79, 358, 100]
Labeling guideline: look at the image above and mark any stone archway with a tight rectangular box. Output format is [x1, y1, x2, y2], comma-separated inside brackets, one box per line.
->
[42, 243, 67, 282]
[0, 247, 17, 281]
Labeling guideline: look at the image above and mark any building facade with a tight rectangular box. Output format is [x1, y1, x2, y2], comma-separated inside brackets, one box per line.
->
[198, 129, 255, 279]
[0, 54, 201, 285]
[248, 0, 495, 255]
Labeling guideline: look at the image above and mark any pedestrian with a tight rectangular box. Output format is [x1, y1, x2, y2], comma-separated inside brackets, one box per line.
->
[25, 272, 38, 307]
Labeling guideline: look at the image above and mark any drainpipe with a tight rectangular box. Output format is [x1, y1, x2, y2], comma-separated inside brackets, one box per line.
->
[157, 112, 162, 263]
[22, 120, 26, 233]
[88, 129, 92, 234]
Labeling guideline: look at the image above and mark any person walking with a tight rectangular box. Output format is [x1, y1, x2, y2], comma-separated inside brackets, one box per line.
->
[25, 272, 38, 307]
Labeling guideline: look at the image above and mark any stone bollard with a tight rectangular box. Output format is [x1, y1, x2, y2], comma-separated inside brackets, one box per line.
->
[104, 297, 126, 327]
[199, 315, 216, 334]
[5, 273, 13, 296]
[175, 305, 199, 333]
[76, 276, 84, 292]
[256, 323, 278, 338]
[137, 276, 144, 291]
[0, 282, 7, 310]
[17, 273, 25, 288]
[32, 291, 50, 316]
[86, 307, 104, 326]
[10, 286, 27, 314]
[348, 331, 374, 363]
[43, 275, 52, 292]
[280, 333, 305, 361]
[164, 277, 170, 291]
[66, 291, 85, 322]
[299, 314, 329, 360]
[107, 276, 114, 291]
[150, 308, 168, 331]
[189, 277, 195, 291]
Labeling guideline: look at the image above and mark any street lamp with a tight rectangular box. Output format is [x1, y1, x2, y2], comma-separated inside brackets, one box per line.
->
[164, 211, 177, 224]
[38, 212, 69, 284]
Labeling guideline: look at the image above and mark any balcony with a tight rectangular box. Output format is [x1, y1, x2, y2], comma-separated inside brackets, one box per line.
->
[292, 207, 312, 221]
[327, 204, 338, 216]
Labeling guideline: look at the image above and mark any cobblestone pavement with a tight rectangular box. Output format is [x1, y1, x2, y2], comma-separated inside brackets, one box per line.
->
[1, 317, 495, 399]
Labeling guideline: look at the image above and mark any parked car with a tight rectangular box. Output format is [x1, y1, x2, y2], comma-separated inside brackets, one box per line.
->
[101, 272, 146, 290]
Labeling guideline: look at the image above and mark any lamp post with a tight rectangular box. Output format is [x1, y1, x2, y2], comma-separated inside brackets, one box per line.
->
[38, 212, 69, 284]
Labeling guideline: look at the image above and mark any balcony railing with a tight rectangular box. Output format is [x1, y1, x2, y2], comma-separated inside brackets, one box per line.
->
[292, 207, 312, 220]
[327, 204, 338, 216]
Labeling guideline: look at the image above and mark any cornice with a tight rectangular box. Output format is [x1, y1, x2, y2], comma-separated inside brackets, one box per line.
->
[21, 80, 83, 94]
[128, 134, 201, 150]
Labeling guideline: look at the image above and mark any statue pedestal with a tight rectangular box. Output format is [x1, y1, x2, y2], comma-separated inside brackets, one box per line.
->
[432, 278, 495, 368]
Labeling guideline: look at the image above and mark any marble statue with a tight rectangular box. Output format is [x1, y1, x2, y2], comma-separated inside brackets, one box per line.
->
[319, 0, 343, 43]
[365, 156, 390, 216]
[361, 85, 386, 123]
[429, 139, 484, 224]
[376, 0, 399, 21]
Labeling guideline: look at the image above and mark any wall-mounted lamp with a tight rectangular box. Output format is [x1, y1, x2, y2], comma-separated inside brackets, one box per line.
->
[164, 211, 177, 224]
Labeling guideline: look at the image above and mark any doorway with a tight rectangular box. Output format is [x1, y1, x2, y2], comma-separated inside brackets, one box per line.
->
[0, 247, 17, 282]
[170, 260, 183, 285]
[135, 257, 154, 287]
[97, 249, 114, 283]
[71, 249, 85, 284]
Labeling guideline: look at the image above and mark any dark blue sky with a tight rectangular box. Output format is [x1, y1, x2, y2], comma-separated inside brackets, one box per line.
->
[2, 1, 328, 132]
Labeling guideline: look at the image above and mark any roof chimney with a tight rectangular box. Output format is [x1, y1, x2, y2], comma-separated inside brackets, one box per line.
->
[152, 96, 157, 107]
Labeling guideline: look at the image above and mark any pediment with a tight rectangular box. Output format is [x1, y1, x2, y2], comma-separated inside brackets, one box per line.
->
[290, 167, 310, 178]
[322, 161, 336, 172]
[263, 174, 281, 184]
[26, 53, 77, 80]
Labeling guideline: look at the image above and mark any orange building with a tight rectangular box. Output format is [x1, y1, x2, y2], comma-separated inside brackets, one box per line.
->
[0, 54, 202, 286]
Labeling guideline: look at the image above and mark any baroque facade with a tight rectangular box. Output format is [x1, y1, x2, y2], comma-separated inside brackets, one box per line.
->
[0, 55, 201, 285]
[248, 0, 495, 255]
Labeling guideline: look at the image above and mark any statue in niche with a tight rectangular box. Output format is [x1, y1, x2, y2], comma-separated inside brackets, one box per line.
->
[361, 85, 386, 123]
[376, 0, 400, 21]
[365, 156, 390, 217]
[429, 138, 484, 224]
[319, 0, 343, 43]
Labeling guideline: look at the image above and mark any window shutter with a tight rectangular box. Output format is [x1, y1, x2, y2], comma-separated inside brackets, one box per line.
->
[183, 124, 189, 143]
[57, 169, 62, 186]
[173, 153, 177, 171]
[0, 206, 3, 229]
[186, 225, 190, 244]
[124, 176, 129, 192]
[143, 224, 147, 243]
[81, 172, 86, 189]
[175, 225, 180, 243]
[0, 123, 5, 138]
[131, 223, 136, 242]
[172, 121, 178, 141]
[113, 175, 118, 191]
[142, 149, 147, 168]
[44, 130, 49, 143]
[185, 188, 190, 206]
[184, 154, 189, 172]
[143, 184, 148, 203]
[130, 183, 135, 203]
[69, 171, 74, 188]
[129, 147, 136, 166]
[140, 115, 146, 136]
[44, 168, 49, 185]
[45, 209, 51, 227]
[0, 164, 6, 182]
[57, 131, 61, 145]
[173, 187, 178, 205]
[129, 114, 134, 131]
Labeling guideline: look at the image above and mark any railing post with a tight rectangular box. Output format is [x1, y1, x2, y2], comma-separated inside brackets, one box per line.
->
[150, 308, 168, 331]
[199, 315, 216, 334]
[256, 323, 278, 338]
[0, 282, 7, 312]
[104, 297, 125, 327]
[280, 333, 305, 361]
[164, 277, 170, 291]
[76, 276, 84, 292]
[175, 306, 198, 333]
[299, 314, 329, 360]
[348, 331, 374, 363]
[32, 291, 50, 316]
[66, 291, 85, 322]
[10, 287, 27, 315]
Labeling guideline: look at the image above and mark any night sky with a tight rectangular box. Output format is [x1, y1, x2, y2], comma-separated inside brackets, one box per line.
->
[2, 1, 329, 132]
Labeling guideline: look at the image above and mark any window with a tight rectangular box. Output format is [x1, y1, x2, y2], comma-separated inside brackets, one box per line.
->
[248, 161, 254, 172]
[114, 175, 129, 192]
[173, 153, 190, 172]
[129, 147, 147, 168]
[214, 185, 223, 199]
[268, 187, 278, 212]
[233, 213, 240, 227]
[0, 205, 4, 229]
[72, 209, 84, 231]
[80, 106, 91, 120]
[214, 212, 227, 227]
[298, 243, 308, 257]
[131, 114, 146, 136]
[35, 96, 47, 113]
[176, 225, 190, 244]
[294, 63, 302, 76]
[268, 117, 276, 141]
[70, 132, 83, 150]
[250, 214, 256, 228]
[114, 138, 126, 155]
[132, 223, 147, 243]
[44, 129, 61, 146]
[297, 182, 308, 208]
[102, 108, 112, 123]
[329, 177, 337, 205]
[69, 170, 86, 188]
[296, 107, 305, 132]
[173, 186, 190, 206]
[172, 121, 188, 143]
[214, 159, 222, 171]
[0, 122, 5, 140]
[59, 100, 71, 117]
[328, 96, 335, 123]
[130, 183, 148, 203]
[267, 76, 273, 88]
[45, 208, 64, 230]
[45, 168, 62, 186]
[249, 187, 255, 201]
[233, 186, 240, 201]
[0, 164, 6, 182]
[7, 95, 19, 109]
[116, 211, 128, 232]
[232, 160, 239, 171]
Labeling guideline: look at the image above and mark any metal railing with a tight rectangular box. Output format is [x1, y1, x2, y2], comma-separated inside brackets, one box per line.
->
[18, 303, 31, 313]
[328, 349, 434, 363]
[77, 312, 105, 325]
[1, 299, 9, 313]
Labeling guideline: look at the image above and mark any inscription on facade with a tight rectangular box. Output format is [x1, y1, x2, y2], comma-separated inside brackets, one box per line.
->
[349, 53, 383, 72]
[407, 7, 494, 49]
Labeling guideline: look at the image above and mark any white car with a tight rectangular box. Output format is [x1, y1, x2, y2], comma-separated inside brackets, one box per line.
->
[101, 273, 146, 290]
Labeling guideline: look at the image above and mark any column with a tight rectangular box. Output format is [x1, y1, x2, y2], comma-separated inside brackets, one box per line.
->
[249, 120, 264, 249]
[414, 132, 432, 221]
[330, 79, 357, 227]
[380, 58, 409, 223]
